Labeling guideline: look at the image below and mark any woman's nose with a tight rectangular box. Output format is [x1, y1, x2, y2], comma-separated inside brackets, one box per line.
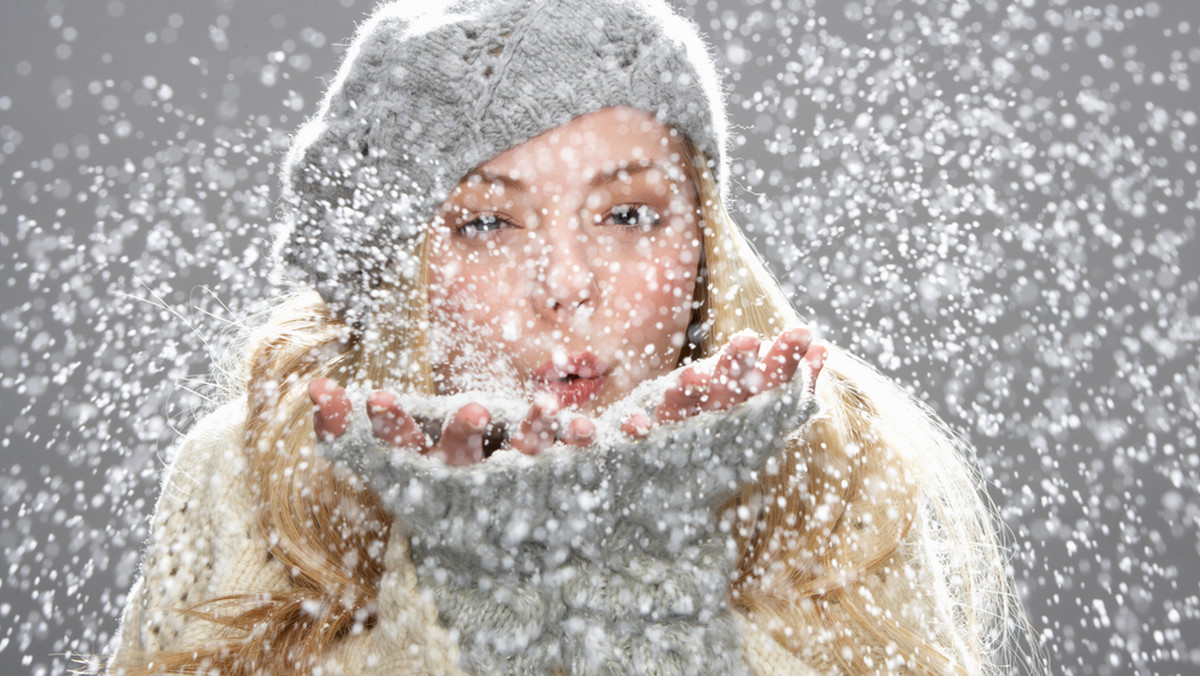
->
[530, 222, 595, 318]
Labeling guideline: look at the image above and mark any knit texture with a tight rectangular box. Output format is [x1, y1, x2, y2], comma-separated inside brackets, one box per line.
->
[320, 368, 817, 674]
[275, 0, 728, 323]
[106, 398, 465, 675]
[106, 389, 962, 674]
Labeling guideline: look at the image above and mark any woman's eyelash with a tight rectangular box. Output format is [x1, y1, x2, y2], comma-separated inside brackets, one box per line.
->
[601, 204, 662, 230]
[455, 213, 512, 237]
[454, 205, 661, 235]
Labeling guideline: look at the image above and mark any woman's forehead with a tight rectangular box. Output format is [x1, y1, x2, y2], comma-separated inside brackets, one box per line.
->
[469, 107, 687, 187]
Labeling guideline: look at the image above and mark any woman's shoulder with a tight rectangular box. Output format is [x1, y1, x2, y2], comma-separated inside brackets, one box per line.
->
[159, 396, 249, 482]
[735, 612, 821, 675]
[113, 395, 286, 658]
[143, 394, 269, 588]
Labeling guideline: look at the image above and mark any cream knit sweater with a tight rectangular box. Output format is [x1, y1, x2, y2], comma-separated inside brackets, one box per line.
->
[109, 395, 958, 674]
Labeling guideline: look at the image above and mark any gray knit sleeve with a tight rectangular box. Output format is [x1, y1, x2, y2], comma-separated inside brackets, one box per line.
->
[320, 371, 817, 675]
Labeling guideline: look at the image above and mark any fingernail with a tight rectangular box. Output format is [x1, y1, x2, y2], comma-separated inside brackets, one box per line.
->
[732, 331, 760, 350]
[632, 414, 651, 436]
[784, 326, 809, 342]
[575, 420, 595, 440]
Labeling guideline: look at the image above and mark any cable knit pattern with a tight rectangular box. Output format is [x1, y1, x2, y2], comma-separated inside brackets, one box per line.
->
[106, 399, 463, 675]
[110, 400, 291, 660]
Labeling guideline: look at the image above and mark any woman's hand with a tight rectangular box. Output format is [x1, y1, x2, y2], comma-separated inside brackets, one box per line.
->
[308, 380, 596, 466]
[620, 327, 826, 438]
[308, 327, 824, 464]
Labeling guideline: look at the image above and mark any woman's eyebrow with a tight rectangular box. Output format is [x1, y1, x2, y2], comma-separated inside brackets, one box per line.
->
[466, 162, 677, 193]
[468, 171, 528, 193]
[588, 162, 674, 190]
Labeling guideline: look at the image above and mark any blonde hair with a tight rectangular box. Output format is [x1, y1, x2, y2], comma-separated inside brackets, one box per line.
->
[691, 154, 1023, 673]
[116, 143, 1029, 674]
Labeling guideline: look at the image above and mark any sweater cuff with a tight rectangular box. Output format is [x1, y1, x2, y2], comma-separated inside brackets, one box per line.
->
[320, 368, 816, 675]
[318, 366, 816, 557]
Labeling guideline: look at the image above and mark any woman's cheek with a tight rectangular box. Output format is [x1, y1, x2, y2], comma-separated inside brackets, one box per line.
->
[614, 290, 654, 330]
[649, 257, 696, 312]
[430, 275, 475, 318]
[435, 258, 516, 319]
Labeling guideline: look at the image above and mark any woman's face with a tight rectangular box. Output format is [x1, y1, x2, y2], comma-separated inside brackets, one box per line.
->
[427, 107, 702, 412]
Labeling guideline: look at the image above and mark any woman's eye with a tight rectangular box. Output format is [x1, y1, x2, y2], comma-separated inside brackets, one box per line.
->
[456, 213, 510, 237]
[601, 204, 662, 230]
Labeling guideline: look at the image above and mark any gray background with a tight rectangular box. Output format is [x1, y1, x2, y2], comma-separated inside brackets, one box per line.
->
[1, 0, 1196, 674]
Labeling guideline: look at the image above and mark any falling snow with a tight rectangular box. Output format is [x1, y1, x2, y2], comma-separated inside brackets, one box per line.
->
[1, 0, 1197, 674]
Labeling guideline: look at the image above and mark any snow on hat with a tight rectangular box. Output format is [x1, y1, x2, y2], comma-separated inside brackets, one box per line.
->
[275, 0, 728, 323]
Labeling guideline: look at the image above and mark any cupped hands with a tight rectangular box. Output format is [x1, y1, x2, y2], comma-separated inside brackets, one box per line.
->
[308, 327, 826, 466]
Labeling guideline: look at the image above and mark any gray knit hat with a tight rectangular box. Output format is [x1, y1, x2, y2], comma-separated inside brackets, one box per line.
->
[276, 0, 729, 323]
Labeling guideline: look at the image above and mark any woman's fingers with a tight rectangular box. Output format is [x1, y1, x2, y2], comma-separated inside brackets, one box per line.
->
[621, 412, 653, 439]
[701, 333, 761, 411]
[673, 328, 819, 419]
[314, 334, 817, 462]
[366, 390, 430, 451]
[652, 366, 709, 424]
[309, 378, 351, 441]
[756, 326, 811, 392]
[510, 394, 562, 455]
[435, 403, 489, 465]
[802, 341, 827, 396]
[559, 416, 596, 446]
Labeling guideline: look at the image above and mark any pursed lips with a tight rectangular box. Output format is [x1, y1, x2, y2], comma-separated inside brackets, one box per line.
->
[532, 352, 608, 408]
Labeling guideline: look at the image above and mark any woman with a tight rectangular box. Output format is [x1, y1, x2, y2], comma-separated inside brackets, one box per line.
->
[109, 0, 1024, 674]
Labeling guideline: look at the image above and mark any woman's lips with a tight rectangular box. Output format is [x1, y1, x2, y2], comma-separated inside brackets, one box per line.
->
[533, 353, 608, 408]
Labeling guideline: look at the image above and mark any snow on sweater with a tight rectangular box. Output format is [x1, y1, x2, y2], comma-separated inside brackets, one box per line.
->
[319, 371, 817, 674]
[108, 370, 953, 674]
